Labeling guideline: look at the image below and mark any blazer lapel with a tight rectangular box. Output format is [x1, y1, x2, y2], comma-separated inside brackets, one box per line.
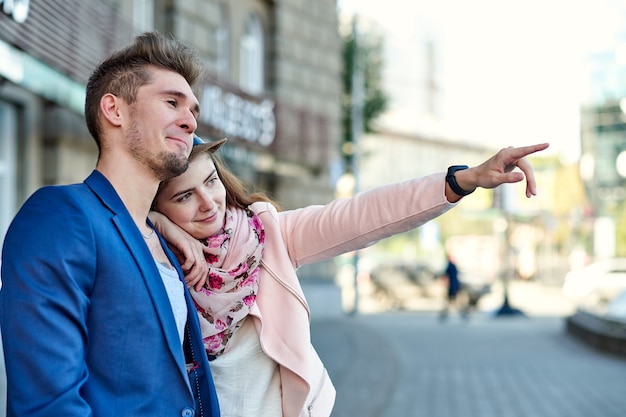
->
[85, 171, 187, 377]
[112, 215, 185, 356]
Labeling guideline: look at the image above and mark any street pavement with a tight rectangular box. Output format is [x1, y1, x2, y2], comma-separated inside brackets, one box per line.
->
[311, 283, 626, 417]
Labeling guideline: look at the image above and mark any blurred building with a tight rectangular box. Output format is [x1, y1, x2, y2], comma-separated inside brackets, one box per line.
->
[339, 14, 497, 259]
[580, 44, 626, 259]
[333, 9, 572, 298]
[0, 0, 342, 280]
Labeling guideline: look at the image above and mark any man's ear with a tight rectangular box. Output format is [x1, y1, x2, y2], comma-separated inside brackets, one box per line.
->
[100, 93, 123, 127]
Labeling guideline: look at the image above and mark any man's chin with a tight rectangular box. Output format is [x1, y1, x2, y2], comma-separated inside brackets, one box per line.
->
[158, 154, 189, 181]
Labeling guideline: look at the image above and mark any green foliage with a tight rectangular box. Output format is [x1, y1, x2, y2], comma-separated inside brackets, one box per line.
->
[341, 27, 388, 166]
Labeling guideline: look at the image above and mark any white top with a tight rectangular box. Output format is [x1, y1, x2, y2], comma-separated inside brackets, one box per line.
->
[156, 261, 187, 344]
[210, 316, 283, 417]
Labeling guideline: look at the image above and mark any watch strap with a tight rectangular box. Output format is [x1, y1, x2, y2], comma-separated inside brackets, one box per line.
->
[446, 165, 474, 197]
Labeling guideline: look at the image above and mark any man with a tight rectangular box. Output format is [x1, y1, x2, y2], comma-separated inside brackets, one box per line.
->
[439, 252, 465, 320]
[0, 32, 219, 417]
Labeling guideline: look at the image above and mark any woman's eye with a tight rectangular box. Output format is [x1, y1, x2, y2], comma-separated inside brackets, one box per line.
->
[167, 99, 177, 107]
[176, 193, 191, 202]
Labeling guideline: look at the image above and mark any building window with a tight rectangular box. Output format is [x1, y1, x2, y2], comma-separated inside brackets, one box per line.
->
[0, 102, 17, 255]
[132, 0, 154, 32]
[239, 13, 264, 94]
[216, 3, 231, 80]
[117, 0, 155, 33]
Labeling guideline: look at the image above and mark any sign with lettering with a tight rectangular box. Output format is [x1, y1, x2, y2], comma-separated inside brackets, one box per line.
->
[199, 84, 276, 147]
[1, 0, 30, 23]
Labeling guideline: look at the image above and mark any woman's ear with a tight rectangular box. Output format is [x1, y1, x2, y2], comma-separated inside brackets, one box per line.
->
[100, 93, 123, 127]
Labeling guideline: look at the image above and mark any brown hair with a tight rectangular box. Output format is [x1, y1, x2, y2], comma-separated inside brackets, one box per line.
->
[85, 31, 204, 150]
[207, 153, 277, 210]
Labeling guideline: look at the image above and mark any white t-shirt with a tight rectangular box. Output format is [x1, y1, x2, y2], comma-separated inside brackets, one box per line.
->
[156, 261, 187, 344]
[210, 316, 283, 417]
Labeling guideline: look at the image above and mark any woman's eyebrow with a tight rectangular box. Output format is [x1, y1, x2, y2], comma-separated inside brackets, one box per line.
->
[170, 169, 217, 199]
[170, 186, 195, 200]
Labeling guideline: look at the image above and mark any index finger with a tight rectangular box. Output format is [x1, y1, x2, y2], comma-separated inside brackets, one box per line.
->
[507, 143, 549, 161]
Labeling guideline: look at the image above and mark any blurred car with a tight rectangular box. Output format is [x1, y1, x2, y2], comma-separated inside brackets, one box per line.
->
[562, 258, 626, 301]
[367, 262, 437, 309]
[366, 262, 491, 310]
[606, 289, 626, 319]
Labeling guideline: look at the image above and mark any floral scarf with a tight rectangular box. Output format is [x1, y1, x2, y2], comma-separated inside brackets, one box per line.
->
[190, 206, 265, 357]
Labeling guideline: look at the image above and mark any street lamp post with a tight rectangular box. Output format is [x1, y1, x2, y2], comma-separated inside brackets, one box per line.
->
[494, 185, 525, 317]
[347, 15, 364, 315]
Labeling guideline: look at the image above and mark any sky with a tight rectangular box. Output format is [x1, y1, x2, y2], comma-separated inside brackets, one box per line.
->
[338, 0, 626, 163]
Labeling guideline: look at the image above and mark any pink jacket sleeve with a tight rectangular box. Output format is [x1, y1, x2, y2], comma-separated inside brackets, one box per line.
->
[273, 172, 456, 267]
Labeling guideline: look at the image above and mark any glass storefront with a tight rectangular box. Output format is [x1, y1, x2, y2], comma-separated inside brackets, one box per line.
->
[0, 101, 17, 256]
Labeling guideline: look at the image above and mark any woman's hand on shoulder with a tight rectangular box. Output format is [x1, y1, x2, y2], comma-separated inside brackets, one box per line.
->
[149, 211, 208, 291]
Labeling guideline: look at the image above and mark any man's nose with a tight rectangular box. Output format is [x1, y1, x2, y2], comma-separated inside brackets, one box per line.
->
[179, 108, 198, 133]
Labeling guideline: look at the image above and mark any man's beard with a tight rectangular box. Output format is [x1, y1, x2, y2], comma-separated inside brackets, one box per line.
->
[151, 150, 189, 181]
[126, 114, 189, 180]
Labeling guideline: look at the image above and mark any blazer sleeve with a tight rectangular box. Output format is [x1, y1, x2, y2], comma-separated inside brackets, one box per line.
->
[0, 186, 96, 416]
[276, 173, 456, 267]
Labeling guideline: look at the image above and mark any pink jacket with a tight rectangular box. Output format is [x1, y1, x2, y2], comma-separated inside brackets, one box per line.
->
[248, 173, 456, 417]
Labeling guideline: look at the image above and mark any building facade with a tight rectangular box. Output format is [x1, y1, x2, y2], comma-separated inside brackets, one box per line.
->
[579, 45, 626, 259]
[0, 0, 343, 280]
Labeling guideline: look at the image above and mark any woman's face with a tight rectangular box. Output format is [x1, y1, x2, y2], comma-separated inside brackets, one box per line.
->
[155, 153, 227, 239]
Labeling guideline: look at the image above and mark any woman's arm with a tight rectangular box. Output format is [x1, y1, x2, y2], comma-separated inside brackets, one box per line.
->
[276, 143, 549, 266]
[149, 211, 208, 290]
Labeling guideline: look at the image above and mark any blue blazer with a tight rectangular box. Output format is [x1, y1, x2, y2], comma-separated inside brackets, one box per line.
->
[0, 171, 220, 417]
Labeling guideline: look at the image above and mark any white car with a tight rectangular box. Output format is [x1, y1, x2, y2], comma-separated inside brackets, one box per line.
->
[606, 289, 626, 319]
[562, 258, 626, 301]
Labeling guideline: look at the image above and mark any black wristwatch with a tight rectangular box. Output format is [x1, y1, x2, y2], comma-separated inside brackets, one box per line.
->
[446, 165, 475, 197]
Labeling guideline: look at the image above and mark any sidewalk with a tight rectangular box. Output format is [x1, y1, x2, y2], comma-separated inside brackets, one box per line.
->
[311, 315, 400, 417]
[311, 311, 626, 417]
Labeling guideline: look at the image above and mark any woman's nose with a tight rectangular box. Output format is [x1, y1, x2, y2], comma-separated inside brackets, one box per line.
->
[198, 190, 215, 211]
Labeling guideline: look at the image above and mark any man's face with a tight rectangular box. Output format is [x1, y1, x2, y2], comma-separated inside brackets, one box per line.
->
[124, 67, 200, 180]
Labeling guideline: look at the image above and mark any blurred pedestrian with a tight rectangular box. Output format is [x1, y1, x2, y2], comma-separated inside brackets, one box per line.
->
[439, 252, 468, 320]
[150, 137, 549, 416]
[0, 32, 220, 417]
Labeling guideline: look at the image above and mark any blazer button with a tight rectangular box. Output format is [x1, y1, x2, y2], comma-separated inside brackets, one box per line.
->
[181, 407, 195, 417]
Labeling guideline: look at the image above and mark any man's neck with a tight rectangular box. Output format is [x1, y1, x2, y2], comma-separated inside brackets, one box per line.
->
[96, 153, 160, 229]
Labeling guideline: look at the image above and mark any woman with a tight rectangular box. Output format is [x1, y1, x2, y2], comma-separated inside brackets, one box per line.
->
[151, 136, 548, 417]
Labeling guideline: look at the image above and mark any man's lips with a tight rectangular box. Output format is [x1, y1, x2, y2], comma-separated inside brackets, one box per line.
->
[167, 136, 189, 151]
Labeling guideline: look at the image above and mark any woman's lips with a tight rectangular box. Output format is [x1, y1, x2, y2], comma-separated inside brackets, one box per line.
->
[198, 212, 217, 223]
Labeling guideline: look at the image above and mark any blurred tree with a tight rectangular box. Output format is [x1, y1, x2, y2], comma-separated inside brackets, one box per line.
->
[341, 23, 387, 169]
